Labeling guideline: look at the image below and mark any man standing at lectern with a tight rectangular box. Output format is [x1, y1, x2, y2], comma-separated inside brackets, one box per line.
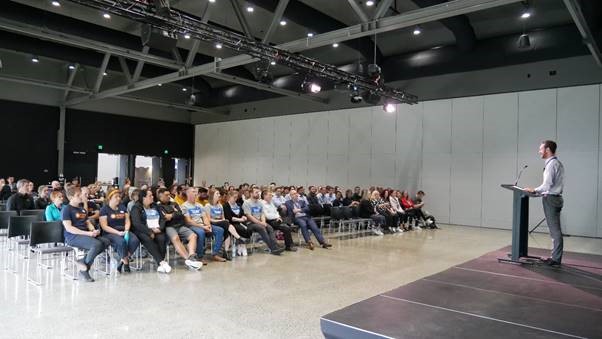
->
[525, 140, 564, 267]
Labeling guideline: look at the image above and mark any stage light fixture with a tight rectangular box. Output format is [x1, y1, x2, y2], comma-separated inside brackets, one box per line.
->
[366, 1, 375, 6]
[280, 20, 287, 26]
[413, 26, 421, 35]
[31, 57, 39, 63]
[332, 43, 339, 48]
[215, 43, 223, 49]
[518, 34, 530, 48]
[383, 102, 396, 113]
[51, 1, 61, 7]
[246, 6, 254, 12]
[103, 12, 111, 19]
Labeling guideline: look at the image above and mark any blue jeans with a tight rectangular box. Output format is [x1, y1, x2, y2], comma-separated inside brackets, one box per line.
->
[66, 234, 110, 267]
[191, 225, 224, 256]
[104, 232, 140, 260]
[295, 216, 325, 244]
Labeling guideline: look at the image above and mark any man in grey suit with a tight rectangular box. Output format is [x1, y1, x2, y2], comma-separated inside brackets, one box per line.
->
[526, 140, 565, 267]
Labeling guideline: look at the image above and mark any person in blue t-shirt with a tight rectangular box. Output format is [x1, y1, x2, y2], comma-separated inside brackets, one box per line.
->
[45, 190, 64, 222]
[99, 189, 140, 273]
[62, 186, 109, 282]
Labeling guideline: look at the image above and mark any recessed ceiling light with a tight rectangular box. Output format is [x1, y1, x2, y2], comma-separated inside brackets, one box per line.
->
[182, 88, 187, 92]
[215, 43, 223, 49]
[413, 26, 421, 35]
[68, 64, 75, 70]
[103, 12, 111, 19]
[51, 1, 61, 7]
[270, 60, 276, 65]
[184, 33, 191, 39]
[307, 32, 314, 37]
[366, 0, 375, 6]
[103, 72, 108, 76]
[521, 11, 531, 19]
[280, 20, 287, 26]
[31, 57, 39, 63]
[209, 0, 215, 3]
[158, 83, 162, 87]
[332, 43, 339, 48]
[246, 6, 254, 13]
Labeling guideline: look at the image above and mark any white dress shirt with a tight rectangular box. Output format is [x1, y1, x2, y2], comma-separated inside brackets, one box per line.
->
[535, 156, 564, 195]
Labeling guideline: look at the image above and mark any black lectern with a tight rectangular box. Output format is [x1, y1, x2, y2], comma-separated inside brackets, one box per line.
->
[499, 184, 542, 264]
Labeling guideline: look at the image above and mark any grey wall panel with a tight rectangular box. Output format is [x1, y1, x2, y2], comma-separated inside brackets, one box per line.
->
[421, 154, 451, 223]
[326, 154, 349, 187]
[308, 114, 329, 155]
[397, 103, 423, 192]
[348, 153, 371, 187]
[482, 93, 518, 229]
[450, 153, 483, 226]
[557, 85, 599, 237]
[348, 107, 372, 155]
[290, 115, 309, 156]
[274, 117, 292, 157]
[451, 97, 484, 154]
[371, 153, 397, 187]
[327, 111, 349, 155]
[273, 155, 290, 186]
[308, 154, 327, 186]
[371, 107, 397, 154]
[422, 100, 452, 154]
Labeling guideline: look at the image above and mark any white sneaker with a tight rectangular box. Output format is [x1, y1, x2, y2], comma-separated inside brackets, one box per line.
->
[371, 227, 381, 235]
[185, 259, 203, 270]
[236, 245, 243, 256]
[241, 244, 248, 257]
[158, 261, 172, 274]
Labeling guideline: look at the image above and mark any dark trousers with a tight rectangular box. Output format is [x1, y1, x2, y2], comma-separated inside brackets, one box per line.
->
[247, 222, 279, 251]
[104, 233, 140, 260]
[294, 216, 325, 244]
[267, 219, 294, 248]
[134, 231, 167, 264]
[371, 214, 386, 226]
[405, 208, 425, 225]
[66, 235, 110, 267]
[543, 195, 564, 263]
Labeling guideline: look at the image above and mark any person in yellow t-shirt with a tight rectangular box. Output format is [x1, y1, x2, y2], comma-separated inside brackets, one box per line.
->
[196, 187, 209, 206]
[173, 184, 187, 206]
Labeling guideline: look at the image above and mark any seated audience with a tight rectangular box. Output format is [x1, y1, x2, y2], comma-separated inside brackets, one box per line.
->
[35, 185, 51, 210]
[127, 189, 141, 213]
[62, 185, 110, 282]
[401, 190, 426, 229]
[156, 188, 203, 270]
[414, 190, 439, 229]
[371, 190, 400, 233]
[196, 187, 210, 206]
[284, 189, 331, 250]
[223, 190, 251, 256]
[181, 187, 226, 263]
[242, 188, 284, 255]
[44, 190, 64, 222]
[28, 182, 37, 199]
[6, 179, 35, 212]
[351, 186, 362, 202]
[99, 190, 140, 273]
[203, 189, 233, 261]
[332, 191, 344, 207]
[130, 189, 172, 273]
[0, 178, 11, 201]
[174, 184, 187, 206]
[390, 190, 408, 231]
[262, 191, 297, 252]
[359, 190, 385, 236]
[342, 189, 359, 207]
[80, 186, 100, 225]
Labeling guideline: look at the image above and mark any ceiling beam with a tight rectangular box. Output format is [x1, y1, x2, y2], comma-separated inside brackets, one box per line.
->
[184, 1, 213, 68]
[262, 0, 290, 44]
[563, 0, 602, 66]
[64, 0, 522, 106]
[0, 73, 225, 115]
[347, 0, 370, 23]
[207, 72, 329, 104]
[62, 63, 81, 103]
[0, 17, 182, 70]
[374, 0, 395, 19]
[131, 45, 150, 83]
[231, 0, 254, 38]
[118, 56, 133, 83]
[94, 53, 111, 93]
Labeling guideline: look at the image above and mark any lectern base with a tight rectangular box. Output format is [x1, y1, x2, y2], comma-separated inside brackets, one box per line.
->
[497, 254, 544, 265]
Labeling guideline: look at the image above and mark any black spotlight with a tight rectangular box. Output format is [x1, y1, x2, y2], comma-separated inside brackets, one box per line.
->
[518, 34, 531, 49]
[362, 91, 381, 105]
[349, 84, 363, 103]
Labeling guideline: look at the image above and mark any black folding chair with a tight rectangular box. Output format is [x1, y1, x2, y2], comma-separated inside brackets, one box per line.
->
[6, 215, 37, 272]
[27, 221, 73, 285]
[20, 209, 46, 221]
[0, 210, 18, 238]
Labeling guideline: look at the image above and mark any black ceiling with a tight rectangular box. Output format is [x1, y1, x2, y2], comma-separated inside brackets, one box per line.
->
[0, 0, 598, 110]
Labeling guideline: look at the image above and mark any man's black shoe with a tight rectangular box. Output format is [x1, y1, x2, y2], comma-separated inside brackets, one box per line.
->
[544, 258, 561, 267]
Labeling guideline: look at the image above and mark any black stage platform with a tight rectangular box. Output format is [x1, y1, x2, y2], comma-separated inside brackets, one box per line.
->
[321, 247, 602, 339]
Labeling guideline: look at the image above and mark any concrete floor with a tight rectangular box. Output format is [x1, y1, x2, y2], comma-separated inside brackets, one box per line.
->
[0, 225, 600, 339]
